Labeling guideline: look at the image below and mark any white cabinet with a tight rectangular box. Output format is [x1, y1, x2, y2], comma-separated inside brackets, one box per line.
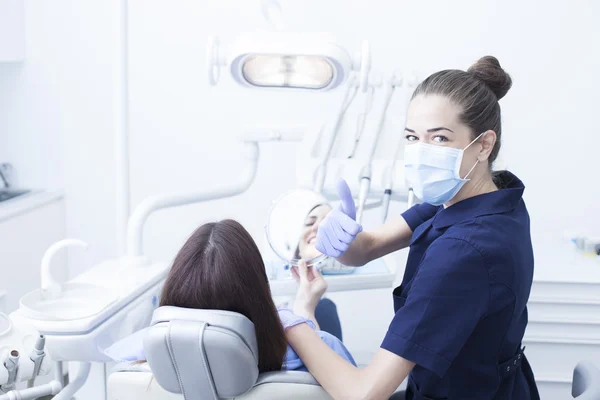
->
[0, 191, 65, 313]
[0, 0, 25, 62]
[525, 248, 600, 400]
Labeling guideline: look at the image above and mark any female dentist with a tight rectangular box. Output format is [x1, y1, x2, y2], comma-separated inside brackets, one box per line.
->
[285, 56, 540, 400]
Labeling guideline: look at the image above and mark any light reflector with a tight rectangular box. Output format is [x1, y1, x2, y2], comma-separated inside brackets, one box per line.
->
[241, 54, 334, 89]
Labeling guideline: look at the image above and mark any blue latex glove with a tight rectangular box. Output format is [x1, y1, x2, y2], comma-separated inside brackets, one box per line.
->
[315, 179, 363, 258]
[277, 308, 316, 331]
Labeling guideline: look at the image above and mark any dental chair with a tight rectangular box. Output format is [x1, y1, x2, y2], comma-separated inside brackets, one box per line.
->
[107, 306, 332, 399]
[572, 361, 600, 399]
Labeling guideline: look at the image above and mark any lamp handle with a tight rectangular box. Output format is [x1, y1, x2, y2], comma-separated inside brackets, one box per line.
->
[261, 0, 287, 31]
[207, 36, 221, 86]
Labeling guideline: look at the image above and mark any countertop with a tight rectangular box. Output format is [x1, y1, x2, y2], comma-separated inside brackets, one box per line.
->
[532, 238, 600, 285]
[0, 190, 64, 222]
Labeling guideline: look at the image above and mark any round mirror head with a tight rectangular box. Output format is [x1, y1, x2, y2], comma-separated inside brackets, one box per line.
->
[265, 189, 332, 267]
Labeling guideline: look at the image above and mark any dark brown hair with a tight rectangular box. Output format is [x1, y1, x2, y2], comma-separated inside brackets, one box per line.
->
[412, 56, 512, 164]
[160, 219, 287, 373]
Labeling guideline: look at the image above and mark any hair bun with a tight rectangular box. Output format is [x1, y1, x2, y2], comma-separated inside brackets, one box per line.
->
[467, 56, 512, 100]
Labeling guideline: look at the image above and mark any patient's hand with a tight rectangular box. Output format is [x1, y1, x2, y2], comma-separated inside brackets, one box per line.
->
[291, 260, 328, 326]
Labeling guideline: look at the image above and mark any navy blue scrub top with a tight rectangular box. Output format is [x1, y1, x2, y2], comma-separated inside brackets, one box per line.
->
[381, 171, 540, 400]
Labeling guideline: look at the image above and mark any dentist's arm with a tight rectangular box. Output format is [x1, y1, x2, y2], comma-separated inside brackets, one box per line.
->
[288, 262, 414, 399]
[287, 324, 414, 400]
[316, 179, 415, 267]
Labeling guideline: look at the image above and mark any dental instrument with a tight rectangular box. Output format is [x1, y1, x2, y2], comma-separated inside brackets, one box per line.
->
[347, 83, 376, 159]
[381, 72, 419, 222]
[381, 137, 405, 223]
[0, 313, 55, 399]
[1, 351, 19, 392]
[313, 77, 360, 193]
[355, 73, 402, 224]
[27, 335, 45, 388]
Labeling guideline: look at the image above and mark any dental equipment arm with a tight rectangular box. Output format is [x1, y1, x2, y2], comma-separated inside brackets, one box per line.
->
[356, 75, 399, 224]
[126, 141, 260, 259]
[313, 77, 359, 193]
[127, 130, 306, 259]
[51, 362, 91, 400]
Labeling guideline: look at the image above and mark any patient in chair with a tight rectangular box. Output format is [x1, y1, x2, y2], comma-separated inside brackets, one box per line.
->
[106, 219, 355, 373]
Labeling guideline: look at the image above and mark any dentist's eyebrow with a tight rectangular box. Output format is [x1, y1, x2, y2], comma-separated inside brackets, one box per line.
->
[427, 127, 454, 133]
[404, 127, 415, 133]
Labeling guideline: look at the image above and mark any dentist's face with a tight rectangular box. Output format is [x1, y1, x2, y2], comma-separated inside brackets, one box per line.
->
[405, 94, 483, 178]
[297, 204, 332, 260]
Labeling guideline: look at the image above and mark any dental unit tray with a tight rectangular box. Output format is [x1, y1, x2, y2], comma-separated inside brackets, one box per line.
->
[19, 282, 118, 322]
[11, 259, 168, 361]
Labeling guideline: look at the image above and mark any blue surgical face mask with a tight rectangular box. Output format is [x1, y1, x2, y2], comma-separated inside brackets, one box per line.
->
[403, 132, 486, 206]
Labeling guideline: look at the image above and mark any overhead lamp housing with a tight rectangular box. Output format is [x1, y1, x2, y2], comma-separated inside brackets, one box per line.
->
[207, 33, 370, 92]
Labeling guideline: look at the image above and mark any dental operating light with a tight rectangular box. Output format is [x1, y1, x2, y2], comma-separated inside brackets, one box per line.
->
[207, 33, 371, 92]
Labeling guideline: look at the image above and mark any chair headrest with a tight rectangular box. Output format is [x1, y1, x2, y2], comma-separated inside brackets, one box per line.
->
[144, 306, 259, 400]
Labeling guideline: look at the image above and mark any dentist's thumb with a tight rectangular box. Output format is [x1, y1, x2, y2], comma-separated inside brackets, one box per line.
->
[336, 179, 357, 220]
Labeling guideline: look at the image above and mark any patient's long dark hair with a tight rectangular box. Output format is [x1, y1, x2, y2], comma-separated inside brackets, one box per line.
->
[160, 219, 287, 373]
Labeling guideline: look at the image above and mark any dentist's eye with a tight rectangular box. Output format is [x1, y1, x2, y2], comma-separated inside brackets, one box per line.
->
[405, 135, 418, 142]
[432, 135, 448, 143]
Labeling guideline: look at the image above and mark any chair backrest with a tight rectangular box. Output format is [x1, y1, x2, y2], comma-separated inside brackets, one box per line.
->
[108, 369, 332, 400]
[144, 306, 260, 400]
[572, 361, 600, 399]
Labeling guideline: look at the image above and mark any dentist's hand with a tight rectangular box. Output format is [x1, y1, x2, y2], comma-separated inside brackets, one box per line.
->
[315, 179, 363, 258]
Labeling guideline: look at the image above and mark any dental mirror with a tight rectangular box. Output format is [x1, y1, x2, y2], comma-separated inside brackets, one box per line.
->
[265, 189, 332, 268]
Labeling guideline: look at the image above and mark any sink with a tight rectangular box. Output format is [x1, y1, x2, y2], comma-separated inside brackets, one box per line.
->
[19, 283, 117, 321]
[0, 189, 30, 203]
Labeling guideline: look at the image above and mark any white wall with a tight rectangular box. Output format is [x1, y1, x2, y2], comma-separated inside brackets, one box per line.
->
[0, 0, 120, 275]
[0, 0, 599, 373]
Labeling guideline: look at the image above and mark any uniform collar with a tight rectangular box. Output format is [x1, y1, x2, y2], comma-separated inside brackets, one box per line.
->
[432, 171, 525, 229]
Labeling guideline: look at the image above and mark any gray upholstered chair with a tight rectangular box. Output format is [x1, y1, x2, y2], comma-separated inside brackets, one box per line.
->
[107, 306, 331, 400]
